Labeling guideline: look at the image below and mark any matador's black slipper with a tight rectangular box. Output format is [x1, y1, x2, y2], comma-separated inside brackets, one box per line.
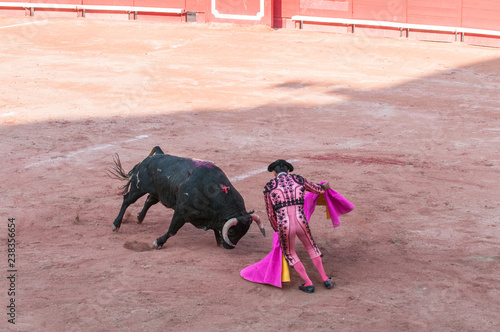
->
[324, 278, 335, 289]
[299, 284, 315, 293]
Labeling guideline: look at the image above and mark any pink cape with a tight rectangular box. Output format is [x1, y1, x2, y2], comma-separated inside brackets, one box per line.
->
[304, 183, 355, 228]
[240, 187, 354, 288]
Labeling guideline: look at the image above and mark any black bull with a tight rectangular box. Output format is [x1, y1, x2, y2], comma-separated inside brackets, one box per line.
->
[110, 146, 266, 249]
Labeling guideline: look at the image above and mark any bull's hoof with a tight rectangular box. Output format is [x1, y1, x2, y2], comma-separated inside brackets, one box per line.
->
[112, 225, 120, 232]
[137, 215, 144, 224]
[152, 240, 163, 249]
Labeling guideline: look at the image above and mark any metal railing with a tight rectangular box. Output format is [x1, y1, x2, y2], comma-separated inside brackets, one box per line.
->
[292, 15, 500, 41]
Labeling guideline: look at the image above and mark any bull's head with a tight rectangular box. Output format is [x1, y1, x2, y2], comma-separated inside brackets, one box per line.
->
[221, 213, 266, 249]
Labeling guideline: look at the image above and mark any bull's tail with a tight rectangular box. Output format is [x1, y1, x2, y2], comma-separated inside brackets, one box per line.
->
[108, 147, 163, 195]
[108, 153, 133, 195]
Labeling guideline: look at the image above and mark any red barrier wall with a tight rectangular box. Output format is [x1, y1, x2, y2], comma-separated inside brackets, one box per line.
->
[133, 0, 185, 7]
[462, 0, 500, 30]
[299, 0, 352, 18]
[207, 0, 273, 26]
[407, 0, 461, 26]
[30, 0, 81, 3]
[275, 0, 500, 46]
[353, 0, 405, 22]
[1, 1, 499, 46]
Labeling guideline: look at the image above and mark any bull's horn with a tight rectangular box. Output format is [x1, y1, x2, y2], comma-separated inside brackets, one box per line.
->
[222, 218, 238, 247]
[251, 214, 266, 237]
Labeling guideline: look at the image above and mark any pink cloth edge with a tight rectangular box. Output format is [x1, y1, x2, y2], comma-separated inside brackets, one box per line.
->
[240, 232, 283, 287]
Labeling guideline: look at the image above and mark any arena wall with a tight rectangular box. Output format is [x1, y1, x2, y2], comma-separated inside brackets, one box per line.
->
[277, 0, 500, 47]
[1, 0, 499, 46]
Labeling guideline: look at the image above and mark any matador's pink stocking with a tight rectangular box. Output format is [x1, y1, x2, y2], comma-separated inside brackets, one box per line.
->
[312, 257, 329, 282]
[293, 261, 313, 286]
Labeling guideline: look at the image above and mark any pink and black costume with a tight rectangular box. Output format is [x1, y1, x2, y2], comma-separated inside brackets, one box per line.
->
[264, 173, 326, 266]
[240, 159, 343, 293]
[240, 182, 354, 289]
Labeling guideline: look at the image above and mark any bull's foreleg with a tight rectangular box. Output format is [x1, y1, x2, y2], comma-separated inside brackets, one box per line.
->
[214, 230, 223, 246]
[152, 211, 185, 249]
[137, 195, 159, 223]
[113, 191, 146, 231]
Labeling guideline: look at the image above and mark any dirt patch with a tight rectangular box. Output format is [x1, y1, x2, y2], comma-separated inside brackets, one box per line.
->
[123, 241, 154, 252]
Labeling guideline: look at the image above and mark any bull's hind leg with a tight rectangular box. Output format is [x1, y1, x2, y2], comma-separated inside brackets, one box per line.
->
[152, 211, 186, 249]
[137, 195, 159, 223]
[113, 190, 146, 231]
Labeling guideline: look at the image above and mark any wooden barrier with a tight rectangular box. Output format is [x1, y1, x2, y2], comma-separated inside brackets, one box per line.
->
[0, 2, 185, 19]
[1, 0, 499, 46]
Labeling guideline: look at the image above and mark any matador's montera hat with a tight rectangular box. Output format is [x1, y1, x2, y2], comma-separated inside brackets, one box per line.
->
[267, 159, 294, 172]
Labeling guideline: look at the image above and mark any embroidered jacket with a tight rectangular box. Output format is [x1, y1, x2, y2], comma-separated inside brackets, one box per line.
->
[263, 173, 325, 232]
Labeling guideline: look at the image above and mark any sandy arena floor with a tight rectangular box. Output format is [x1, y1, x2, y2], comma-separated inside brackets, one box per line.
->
[1, 17, 500, 331]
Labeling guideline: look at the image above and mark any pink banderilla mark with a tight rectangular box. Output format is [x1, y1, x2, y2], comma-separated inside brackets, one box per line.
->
[221, 185, 230, 194]
[193, 160, 215, 168]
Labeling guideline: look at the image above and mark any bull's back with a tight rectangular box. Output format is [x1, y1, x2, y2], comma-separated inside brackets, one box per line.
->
[146, 155, 246, 223]
[145, 154, 198, 207]
[145, 155, 238, 207]
[183, 164, 247, 223]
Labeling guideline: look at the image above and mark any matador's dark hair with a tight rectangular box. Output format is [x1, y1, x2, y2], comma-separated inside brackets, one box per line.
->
[267, 159, 294, 173]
